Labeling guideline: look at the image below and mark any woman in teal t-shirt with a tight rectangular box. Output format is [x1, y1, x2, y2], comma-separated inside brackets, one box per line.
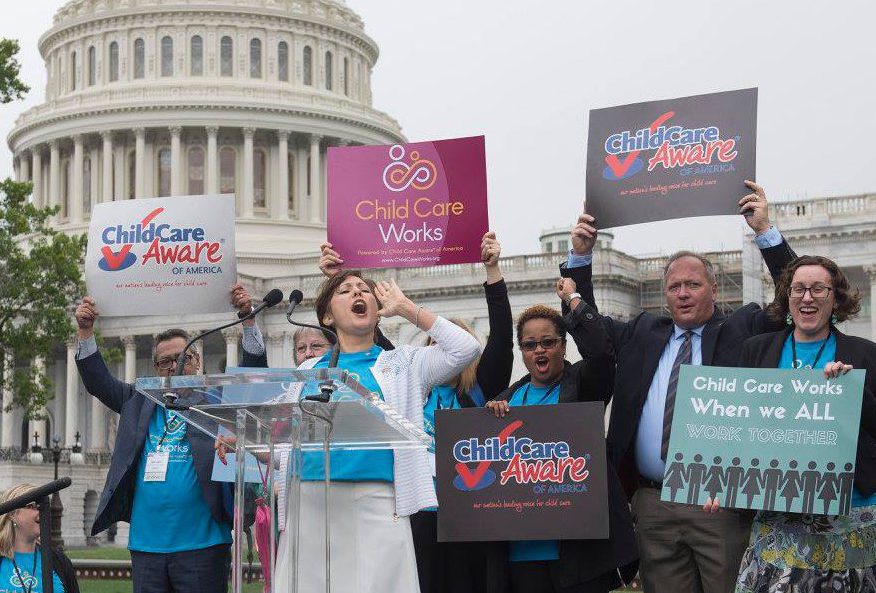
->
[710, 255, 876, 593]
[0, 484, 79, 593]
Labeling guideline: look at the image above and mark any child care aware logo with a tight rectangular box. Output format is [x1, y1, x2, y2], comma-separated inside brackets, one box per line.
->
[382, 145, 438, 192]
[451, 420, 591, 492]
[602, 110, 738, 181]
[98, 207, 224, 272]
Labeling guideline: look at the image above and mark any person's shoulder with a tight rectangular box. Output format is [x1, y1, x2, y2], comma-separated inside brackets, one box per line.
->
[743, 329, 786, 349]
[836, 331, 876, 356]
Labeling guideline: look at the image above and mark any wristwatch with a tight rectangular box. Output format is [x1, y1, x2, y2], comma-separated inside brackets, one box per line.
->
[565, 292, 582, 305]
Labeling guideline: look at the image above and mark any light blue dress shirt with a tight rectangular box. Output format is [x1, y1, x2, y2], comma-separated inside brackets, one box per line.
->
[635, 325, 704, 482]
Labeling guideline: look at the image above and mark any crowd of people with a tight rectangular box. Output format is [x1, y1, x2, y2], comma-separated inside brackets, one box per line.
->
[3, 179, 873, 593]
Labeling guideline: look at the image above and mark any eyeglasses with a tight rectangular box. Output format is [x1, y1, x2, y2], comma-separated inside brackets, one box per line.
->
[520, 337, 563, 352]
[22, 502, 38, 510]
[295, 343, 329, 355]
[154, 353, 195, 370]
[789, 284, 833, 299]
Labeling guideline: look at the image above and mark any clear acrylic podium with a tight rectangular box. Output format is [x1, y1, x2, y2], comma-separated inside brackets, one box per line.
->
[135, 368, 430, 593]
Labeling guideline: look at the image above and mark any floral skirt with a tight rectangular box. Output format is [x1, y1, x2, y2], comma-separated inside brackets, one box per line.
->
[735, 505, 876, 592]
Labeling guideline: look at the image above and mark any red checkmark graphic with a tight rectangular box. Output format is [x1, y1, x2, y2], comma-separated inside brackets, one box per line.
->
[455, 419, 523, 489]
[101, 244, 132, 269]
[604, 110, 675, 178]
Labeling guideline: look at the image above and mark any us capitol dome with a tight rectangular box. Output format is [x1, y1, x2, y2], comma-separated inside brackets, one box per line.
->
[3, 0, 405, 546]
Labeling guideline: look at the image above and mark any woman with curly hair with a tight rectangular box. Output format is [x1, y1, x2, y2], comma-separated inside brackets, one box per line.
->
[705, 255, 876, 593]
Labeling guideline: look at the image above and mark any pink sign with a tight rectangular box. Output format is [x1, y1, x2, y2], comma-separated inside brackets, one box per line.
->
[327, 136, 489, 268]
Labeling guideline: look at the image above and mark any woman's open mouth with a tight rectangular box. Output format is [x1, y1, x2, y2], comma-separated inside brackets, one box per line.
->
[798, 305, 819, 321]
[534, 355, 550, 373]
[351, 299, 367, 315]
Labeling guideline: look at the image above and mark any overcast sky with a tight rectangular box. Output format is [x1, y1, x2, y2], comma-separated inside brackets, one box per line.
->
[2, 1, 875, 256]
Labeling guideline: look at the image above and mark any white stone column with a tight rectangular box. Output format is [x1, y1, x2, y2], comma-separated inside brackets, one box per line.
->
[89, 145, 99, 213]
[296, 141, 308, 221]
[134, 127, 146, 198]
[1, 352, 15, 448]
[866, 266, 876, 341]
[19, 152, 30, 182]
[223, 328, 240, 369]
[309, 134, 322, 223]
[114, 142, 125, 200]
[206, 126, 218, 195]
[170, 126, 182, 196]
[242, 127, 255, 217]
[71, 135, 84, 223]
[90, 396, 106, 451]
[49, 140, 60, 212]
[101, 132, 113, 203]
[65, 338, 79, 446]
[122, 336, 137, 382]
[277, 130, 289, 220]
[31, 149, 43, 208]
[13, 158, 19, 183]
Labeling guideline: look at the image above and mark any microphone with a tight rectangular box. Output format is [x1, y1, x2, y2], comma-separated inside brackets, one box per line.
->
[284, 290, 340, 402]
[169, 288, 284, 397]
[286, 289, 304, 317]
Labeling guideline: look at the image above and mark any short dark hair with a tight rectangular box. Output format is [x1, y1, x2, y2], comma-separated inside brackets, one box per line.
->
[516, 305, 567, 345]
[314, 270, 380, 332]
[152, 328, 190, 363]
[767, 255, 861, 323]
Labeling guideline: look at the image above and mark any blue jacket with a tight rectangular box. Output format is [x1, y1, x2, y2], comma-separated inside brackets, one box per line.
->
[76, 350, 231, 536]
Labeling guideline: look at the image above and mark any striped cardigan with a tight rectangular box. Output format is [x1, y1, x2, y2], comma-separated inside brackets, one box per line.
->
[285, 316, 480, 516]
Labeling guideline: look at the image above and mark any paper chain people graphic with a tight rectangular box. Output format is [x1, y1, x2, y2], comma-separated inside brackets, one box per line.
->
[663, 453, 855, 515]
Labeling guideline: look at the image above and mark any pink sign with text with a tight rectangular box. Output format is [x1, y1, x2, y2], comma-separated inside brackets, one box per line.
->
[327, 136, 489, 268]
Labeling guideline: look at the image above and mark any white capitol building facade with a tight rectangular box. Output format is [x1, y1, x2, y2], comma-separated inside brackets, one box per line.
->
[6, 0, 876, 547]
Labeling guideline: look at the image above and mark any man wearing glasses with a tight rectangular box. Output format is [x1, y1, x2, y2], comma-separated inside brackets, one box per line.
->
[564, 182, 797, 593]
[73, 288, 257, 593]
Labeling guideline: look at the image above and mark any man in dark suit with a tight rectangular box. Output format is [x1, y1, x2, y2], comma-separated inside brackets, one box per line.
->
[563, 181, 796, 593]
[74, 288, 256, 593]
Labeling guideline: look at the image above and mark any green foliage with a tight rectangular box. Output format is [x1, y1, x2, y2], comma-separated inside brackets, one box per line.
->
[0, 178, 85, 416]
[0, 39, 29, 104]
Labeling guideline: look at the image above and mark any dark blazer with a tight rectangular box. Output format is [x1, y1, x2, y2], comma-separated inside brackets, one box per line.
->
[482, 295, 638, 591]
[565, 239, 796, 492]
[76, 350, 232, 536]
[739, 327, 876, 496]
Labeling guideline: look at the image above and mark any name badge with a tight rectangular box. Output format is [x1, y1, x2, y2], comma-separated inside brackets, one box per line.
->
[144, 451, 170, 482]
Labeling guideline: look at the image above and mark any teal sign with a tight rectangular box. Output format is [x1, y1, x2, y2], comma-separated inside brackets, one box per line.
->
[661, 365, 864, 515]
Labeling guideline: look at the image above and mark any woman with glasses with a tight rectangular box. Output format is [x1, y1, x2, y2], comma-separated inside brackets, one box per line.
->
[704, 255, 876, 593]
[482, 277, 638, 593]
[269, 270, 481, 593]
[0, 484, 79, 593]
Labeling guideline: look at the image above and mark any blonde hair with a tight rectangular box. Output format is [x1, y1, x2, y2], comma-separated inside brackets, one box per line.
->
[426, 318, 480, 397]
[0, 484, 36, 559]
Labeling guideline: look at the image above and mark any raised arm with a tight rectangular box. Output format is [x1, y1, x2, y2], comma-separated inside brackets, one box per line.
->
[475, 232, 514, 401]
[374, 279, 480, 391]
[739, 180, 796, 280]
[74, 297, 133, 413]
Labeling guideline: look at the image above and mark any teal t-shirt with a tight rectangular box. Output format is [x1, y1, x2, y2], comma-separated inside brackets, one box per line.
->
[506, 381, 561, 562]
[302, 346, 395, 482]
[0, 551, 64, 593]
[128, 407, 232, 552]
[423, 384, 462, 512]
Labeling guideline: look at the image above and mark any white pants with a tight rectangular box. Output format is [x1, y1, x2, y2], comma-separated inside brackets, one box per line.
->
[274, 481, 420, 593]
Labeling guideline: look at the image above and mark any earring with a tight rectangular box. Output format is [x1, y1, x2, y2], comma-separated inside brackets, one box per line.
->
[786, 313, 793, 326]
[831, 312, 838, 325]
